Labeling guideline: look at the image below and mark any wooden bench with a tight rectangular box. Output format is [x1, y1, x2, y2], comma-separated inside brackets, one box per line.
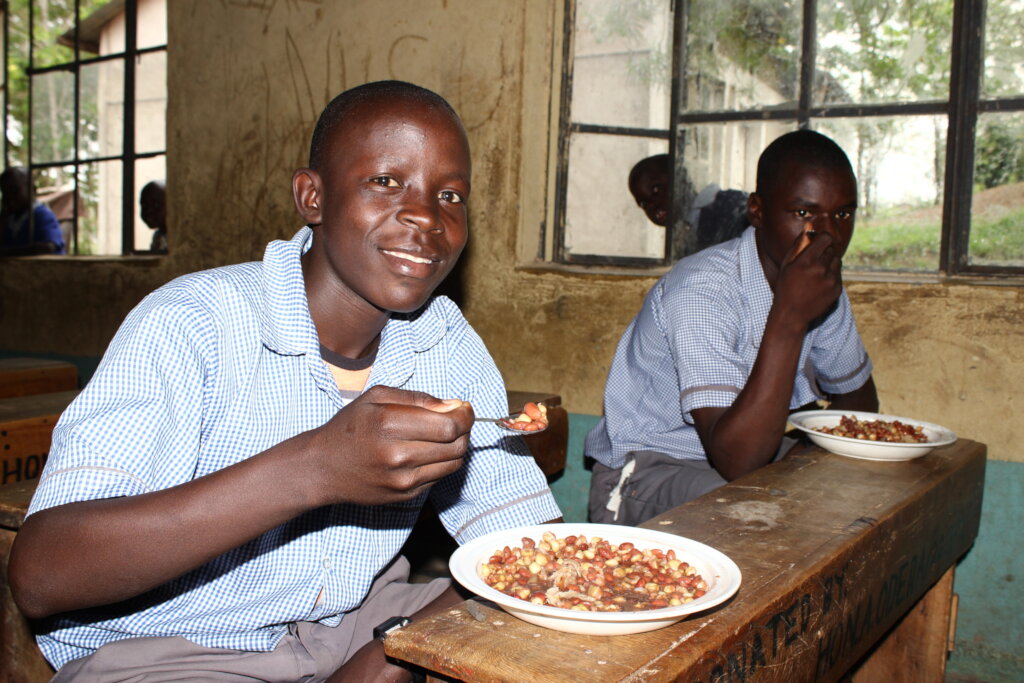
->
[0, 358, 77, 400]
[1, 480, 53, 681]
[1, 391, 79, 485]
[385, 439, 986, 682]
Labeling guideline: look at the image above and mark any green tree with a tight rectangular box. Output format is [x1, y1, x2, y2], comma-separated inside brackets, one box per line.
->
[974, 121, 1024, 189]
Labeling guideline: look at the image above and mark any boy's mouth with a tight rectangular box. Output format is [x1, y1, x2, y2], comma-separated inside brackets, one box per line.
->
[381, 249, 439, 265]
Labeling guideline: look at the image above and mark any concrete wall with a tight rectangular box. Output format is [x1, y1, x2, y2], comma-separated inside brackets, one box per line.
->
[0, 1, 1019, 678]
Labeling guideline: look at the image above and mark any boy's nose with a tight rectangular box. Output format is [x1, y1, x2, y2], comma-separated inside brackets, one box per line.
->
[398, 196, 442, 232]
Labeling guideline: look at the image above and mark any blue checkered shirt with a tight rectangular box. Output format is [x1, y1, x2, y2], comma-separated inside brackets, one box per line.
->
[29, 227, 561, 669]
[585, 227, 872, 470]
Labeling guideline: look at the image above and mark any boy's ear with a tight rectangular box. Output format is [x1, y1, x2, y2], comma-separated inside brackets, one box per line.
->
[747, 192, 764, 229]
[292, 168, 323, 226]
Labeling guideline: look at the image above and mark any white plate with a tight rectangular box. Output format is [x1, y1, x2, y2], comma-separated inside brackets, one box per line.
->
[788, 410, 957, 462]
[449, 522, 741, 636]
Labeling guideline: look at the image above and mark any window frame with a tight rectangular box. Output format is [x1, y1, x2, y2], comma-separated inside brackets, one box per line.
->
[551, 0, 1024, 278]
[2, 0, 167, 256]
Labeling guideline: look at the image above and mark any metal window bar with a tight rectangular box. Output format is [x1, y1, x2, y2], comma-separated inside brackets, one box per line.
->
[7, 0, 168, 256]
[556, 0, 1024, 275]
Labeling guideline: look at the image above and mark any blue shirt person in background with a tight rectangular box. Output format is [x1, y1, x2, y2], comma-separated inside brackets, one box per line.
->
[0, 166, 66, 255]
[628, 153, 749, 254]
[589, 130, 879, 526]
[9, 81, 561, 683]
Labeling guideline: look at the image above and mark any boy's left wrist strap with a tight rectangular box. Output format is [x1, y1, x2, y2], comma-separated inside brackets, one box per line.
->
[374, 616, 426, 682]
[373, 615, 412, 641]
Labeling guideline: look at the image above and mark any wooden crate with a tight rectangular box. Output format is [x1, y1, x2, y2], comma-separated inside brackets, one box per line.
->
[0, 358, 77, 400]
[0, 391, 79, 485]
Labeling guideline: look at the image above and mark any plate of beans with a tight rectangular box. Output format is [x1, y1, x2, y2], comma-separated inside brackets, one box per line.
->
[449, 523, 741, 635]
[788, 410, 957, 461]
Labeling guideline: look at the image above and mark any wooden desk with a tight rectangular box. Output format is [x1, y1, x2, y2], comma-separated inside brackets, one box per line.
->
[1, 480, 52, 682]
[385, 439, 986, 682]
[0, 358, 77, 399]
[0, 390, 79, 485]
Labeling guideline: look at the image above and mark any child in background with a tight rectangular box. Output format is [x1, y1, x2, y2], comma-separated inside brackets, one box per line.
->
[589, 130, 878, 526]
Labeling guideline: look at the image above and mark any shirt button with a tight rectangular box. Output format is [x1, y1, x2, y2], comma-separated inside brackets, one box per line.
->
[323, 557, 333, 570]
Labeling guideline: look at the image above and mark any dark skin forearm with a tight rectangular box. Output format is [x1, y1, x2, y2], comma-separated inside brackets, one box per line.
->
[692, 303, 808, 481]
[9, 429, 321, 619]
[9, 387, 475, 620]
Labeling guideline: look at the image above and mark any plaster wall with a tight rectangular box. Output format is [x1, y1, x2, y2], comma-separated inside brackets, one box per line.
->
[3, 2, 1017, 465]
[0, 0, 1019, 675]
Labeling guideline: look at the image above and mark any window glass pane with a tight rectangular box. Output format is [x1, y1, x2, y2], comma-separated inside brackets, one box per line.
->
[815, 115, 946, 272]
[816, 1, 953, 106]
[983, 0, 1024, 98]
[135, 49, 166, 153]
[5, 1, 31, 167]
[969, 112, 1024, 268]
[87, 158, 122, 255]
[35, 164, 78, 253]
[571, 0, 672, 129]
[80, 57, 124, 159]
[685, 1, 799, 113]
[31, 70, 75, 164]
[675, 120, 789, 256]
[32, 0, 75, 69]
[138, 0, 167, 49]
[564, 133, 668, 260]
[135, 155, 166, 253]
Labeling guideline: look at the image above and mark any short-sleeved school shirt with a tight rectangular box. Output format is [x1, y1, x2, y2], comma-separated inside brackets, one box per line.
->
[29, 226, 561, 668]
[585, 227, 872, 470]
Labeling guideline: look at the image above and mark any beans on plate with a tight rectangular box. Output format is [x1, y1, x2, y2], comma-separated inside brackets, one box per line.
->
[478, 531, 708, 612]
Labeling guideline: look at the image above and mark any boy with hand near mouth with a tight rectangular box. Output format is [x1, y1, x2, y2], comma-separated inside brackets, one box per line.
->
[588, 130, 878, 526]
[10, 80, 560, 682]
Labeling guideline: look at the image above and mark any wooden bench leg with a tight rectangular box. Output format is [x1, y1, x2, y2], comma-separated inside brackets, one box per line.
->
[1, 528, 55, 682]
[850, 565, 956, 682]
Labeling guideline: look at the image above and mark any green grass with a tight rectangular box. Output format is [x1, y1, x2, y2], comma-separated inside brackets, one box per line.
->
[845, 204, 1024, 271]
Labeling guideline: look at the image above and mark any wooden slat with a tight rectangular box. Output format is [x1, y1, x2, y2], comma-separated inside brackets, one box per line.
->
[0, 359, 77, 399]
[851, 566, 955, 681]
[385, 440, 986, 682]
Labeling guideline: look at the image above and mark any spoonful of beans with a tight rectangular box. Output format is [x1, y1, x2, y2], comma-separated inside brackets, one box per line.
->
[477, 401, 550, 433]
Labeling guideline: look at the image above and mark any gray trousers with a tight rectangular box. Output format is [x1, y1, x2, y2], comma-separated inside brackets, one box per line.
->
[589, 439, 795, 527]
[588, 451, 727, 526]
[51, 555, 450, 682]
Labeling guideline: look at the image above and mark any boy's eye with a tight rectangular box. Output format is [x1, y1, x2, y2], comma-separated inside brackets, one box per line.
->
[371, 176, 400, 188]
[439, 190, 464, 204]
[795, 209, 809, 218]
[835, 209, 854, 220]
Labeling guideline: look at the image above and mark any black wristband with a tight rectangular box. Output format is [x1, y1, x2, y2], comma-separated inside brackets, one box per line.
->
[373, 615, 411, 641]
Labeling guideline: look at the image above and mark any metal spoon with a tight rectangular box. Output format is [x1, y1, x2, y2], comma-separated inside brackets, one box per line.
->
[476, 411, 550, 434]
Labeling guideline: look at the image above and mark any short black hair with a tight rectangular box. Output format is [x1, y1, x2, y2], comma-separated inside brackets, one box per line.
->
[755, 129, 854, 197]
[308, 80, 459, 170]
[628, 154, 670, 188]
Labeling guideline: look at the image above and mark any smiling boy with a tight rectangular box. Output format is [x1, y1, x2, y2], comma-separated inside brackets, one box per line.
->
[588, 130, 879, 526]
[10, 81, 561, 682]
